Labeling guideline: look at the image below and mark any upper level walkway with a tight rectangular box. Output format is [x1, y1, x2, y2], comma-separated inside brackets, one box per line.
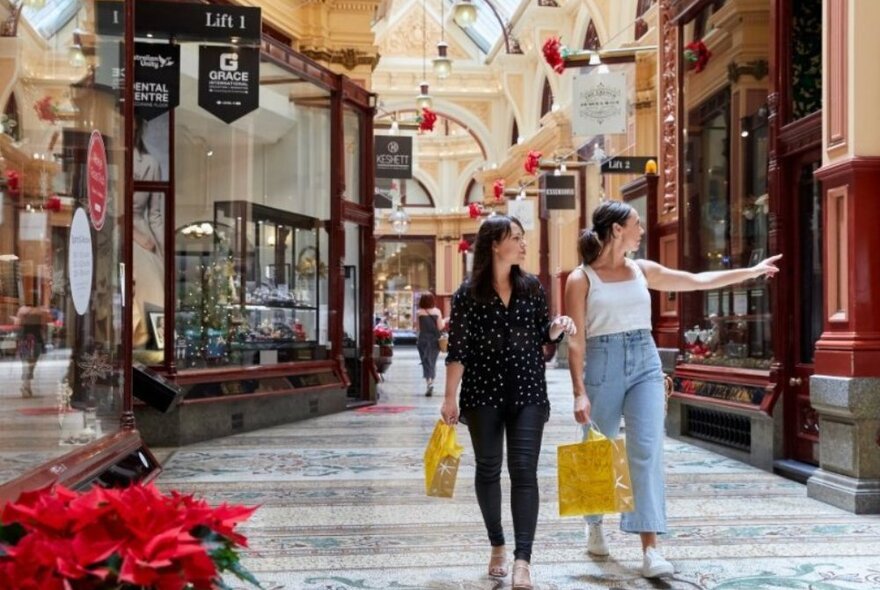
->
[155, 348, 880, 589]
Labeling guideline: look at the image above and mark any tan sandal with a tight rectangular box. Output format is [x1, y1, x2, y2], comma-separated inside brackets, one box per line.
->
[488, 547, 507, 578]
[512, 560, 533, 590]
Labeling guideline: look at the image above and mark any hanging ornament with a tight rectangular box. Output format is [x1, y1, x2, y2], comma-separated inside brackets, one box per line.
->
[683, 40, 711, 73]
[542, 36, 568, 74]
[467, 202, 483, 219]
[417, 107, 437, 132]
[493, 179, 505, 201]
[457, 238, 471, 253]
[524, 150, 542, 175]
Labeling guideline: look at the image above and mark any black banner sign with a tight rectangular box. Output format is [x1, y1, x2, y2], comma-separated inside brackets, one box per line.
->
[135, 1, 261, 42]
[198, 45, 260, 124]
[601, 156, 655, 174]
[96, 0, 123, 36]
[544, 175, 576, 210]
[375, 136, 413, 179]
[134, 43, 180, 121]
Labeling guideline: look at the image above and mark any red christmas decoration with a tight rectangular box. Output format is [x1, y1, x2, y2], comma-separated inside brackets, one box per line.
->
[493, 179, 505, 201]
[457, 238, 471, 253]
[418, 107, 437, 132]
[468, 202, 483, 219]
[542, 36, 566, 74]
[45, 195, 61, 212]
[523, 150, 542, 175]
[33, 96, 58, 123]
[5, 170, 20, 192]
[684, 40, 711, 73]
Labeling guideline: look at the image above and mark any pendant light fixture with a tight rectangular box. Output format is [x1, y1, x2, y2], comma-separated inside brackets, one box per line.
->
[415, 0, 433, 110]
[452, 0, 478, 27]
[433, 0, 452, 79]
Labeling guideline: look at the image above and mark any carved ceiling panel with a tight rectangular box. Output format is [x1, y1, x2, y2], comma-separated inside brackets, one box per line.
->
[378, 4, 470, 59]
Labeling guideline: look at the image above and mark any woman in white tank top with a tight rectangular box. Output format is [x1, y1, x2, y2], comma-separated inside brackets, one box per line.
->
[563, 200, 781, 579]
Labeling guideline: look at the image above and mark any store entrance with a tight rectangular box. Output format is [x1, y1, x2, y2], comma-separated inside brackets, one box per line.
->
[784, 149, 823, 465]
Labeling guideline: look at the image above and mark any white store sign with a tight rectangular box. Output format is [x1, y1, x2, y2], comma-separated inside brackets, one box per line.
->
[572, 72, 628, 137]
[68, 208, 94, 315]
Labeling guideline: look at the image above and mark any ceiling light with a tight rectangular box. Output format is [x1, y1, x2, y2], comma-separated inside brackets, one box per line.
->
[453, 0, 478, 27]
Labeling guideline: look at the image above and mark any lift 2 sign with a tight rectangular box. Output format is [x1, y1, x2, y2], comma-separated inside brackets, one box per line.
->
[199, 45, 260, 124]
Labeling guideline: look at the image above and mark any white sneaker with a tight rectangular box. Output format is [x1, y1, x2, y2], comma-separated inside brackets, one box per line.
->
[642, 547, 674, 578]
[586, 522, 609, 556]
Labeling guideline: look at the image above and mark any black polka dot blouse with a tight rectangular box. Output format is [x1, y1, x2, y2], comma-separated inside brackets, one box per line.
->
[446, 277, 563, 415]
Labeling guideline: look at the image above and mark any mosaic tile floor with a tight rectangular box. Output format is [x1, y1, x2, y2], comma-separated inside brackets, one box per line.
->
[156, 348, 880, 590]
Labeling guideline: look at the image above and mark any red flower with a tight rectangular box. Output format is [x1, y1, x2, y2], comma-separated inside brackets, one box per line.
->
[45, 195, 62, 211]
[468, 202, 483, 219]
[5, 169, 20, 192]
[542, 36, 566, 74]
[0, 483, 260, 590]
[373, 325, 393, 345]
[684, 40, 711, 73]
[492, 179, 505, 201]
[418, 107, 437, 132]
[524, 150, 542, 175]
[34, 96, 58, 123]
[457, 238, 471, 253]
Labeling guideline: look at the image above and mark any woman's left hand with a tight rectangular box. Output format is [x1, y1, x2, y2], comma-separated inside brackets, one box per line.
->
[552, 315, 577, 336]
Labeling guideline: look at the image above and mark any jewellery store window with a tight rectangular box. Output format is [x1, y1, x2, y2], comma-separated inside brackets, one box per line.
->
[681, 89, 772, 370]
[171, 56, 331, 370]
[0, 0, 129, 482]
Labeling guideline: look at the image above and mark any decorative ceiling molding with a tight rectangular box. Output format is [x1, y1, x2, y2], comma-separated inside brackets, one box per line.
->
[301, 46, 381, 71]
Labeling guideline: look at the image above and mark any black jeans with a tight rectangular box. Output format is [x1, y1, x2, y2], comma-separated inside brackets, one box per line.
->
[464, 404, 546, 563]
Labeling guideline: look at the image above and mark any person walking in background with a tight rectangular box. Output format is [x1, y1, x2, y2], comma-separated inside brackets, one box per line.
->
[415, 292, 443, 396]
[441, 215, 576, 590]
[564, 200, 781, 578]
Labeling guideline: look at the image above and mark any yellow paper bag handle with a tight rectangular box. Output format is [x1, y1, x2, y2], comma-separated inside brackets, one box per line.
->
[585, 422, 607, 442]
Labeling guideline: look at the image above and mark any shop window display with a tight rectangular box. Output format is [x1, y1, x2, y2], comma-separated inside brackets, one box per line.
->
[374, 239, 435, 336]
[682, 91, 772, 369]
[0, 0, 129, 481]
[173, 54, 331, 370]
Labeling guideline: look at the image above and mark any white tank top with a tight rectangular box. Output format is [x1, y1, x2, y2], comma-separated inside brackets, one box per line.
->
[580, 258, 652, 338]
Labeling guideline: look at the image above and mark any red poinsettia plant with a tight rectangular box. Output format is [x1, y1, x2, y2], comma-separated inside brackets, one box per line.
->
[417, 107, 437, 132]
[4, 169, 20, 194]
[542, 36, 567, 74]
[684, 40, 711, 73]
[0, 483, 261, 590]
[492, 179, 505, 201]
[467, 202, 483, 219]
[457, 238, 471, 253]
[523, 150, 542, 176]
[373, 325, 393, 346]
[34, 96, 59, 123]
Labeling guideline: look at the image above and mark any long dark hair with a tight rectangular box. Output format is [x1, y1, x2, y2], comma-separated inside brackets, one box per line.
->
[577, 200, 634, 265]
[469, 215, 535, 303]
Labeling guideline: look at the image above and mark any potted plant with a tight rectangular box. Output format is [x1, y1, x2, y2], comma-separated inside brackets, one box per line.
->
[0, 482, 261, 590]
[373, 324, 393, 375]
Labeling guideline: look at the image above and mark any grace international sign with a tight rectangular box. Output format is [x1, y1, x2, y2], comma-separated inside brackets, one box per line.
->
[572, 72, 627, 137]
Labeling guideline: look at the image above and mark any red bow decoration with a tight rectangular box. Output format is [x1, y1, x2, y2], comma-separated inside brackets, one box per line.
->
[493, 179, 505, 201]
[523, 150, 542, 175]
[457, 238, 471, 253]
[418, 107, 437, 132]
[5, 169, 20, 192]
[45, 195, 62, 212]
[684, 40, 711, 73]
[542, 36, 566, 74]
[468, 202, 483, 219]
[33, 96, 58, 123]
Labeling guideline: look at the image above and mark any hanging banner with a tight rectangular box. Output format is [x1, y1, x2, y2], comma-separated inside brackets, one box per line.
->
[87, 131, 108, 231]
[544, 175, 576, 210]
[507, 199, 535, 231]
[198, 45, 260, 124]
[96, 0, 123, 36]
[134, 43, 180, 121]
[572, 72, 628, 136]
[375, 136, 413, 179]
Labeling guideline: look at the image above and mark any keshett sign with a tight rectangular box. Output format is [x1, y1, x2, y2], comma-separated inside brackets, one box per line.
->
[375, 136, 413, 179]
[544, 175, 576, 210]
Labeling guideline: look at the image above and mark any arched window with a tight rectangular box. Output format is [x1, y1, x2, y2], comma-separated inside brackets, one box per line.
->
[3, 94, 20, 141]
[583, 20, 600, 51]
[540, 78, 553, 120]
[402, 179, 435, 208]
[463, 178, 483, 205]
[511, 118, 519, 147]
[635, 0, 656, 40]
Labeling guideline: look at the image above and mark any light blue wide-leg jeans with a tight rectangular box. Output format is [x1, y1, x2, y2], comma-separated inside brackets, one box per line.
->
[582, 329, 667, 534]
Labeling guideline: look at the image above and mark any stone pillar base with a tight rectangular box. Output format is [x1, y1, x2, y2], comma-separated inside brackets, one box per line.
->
[807, 469, 880, 514]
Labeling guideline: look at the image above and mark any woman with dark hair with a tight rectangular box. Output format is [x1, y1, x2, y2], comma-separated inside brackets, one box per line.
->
[441, 215, 576, 590]
[416, 292, 443, 396]
[564, 200, 781, 578]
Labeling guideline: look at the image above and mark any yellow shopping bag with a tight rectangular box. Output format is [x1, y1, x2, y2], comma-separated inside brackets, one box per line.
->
[424, 420, 464, 498]
[557, 426, 635, 516]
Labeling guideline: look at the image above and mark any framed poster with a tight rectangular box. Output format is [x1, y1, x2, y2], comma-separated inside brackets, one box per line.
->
[149, 312, 165, 350]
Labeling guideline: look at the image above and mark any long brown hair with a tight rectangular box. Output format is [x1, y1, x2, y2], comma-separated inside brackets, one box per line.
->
[577, 200, 634, 265]
[469, 215, 536, 303]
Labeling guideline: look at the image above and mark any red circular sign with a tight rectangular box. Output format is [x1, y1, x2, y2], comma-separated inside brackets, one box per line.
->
[87, 130, 108, 231]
